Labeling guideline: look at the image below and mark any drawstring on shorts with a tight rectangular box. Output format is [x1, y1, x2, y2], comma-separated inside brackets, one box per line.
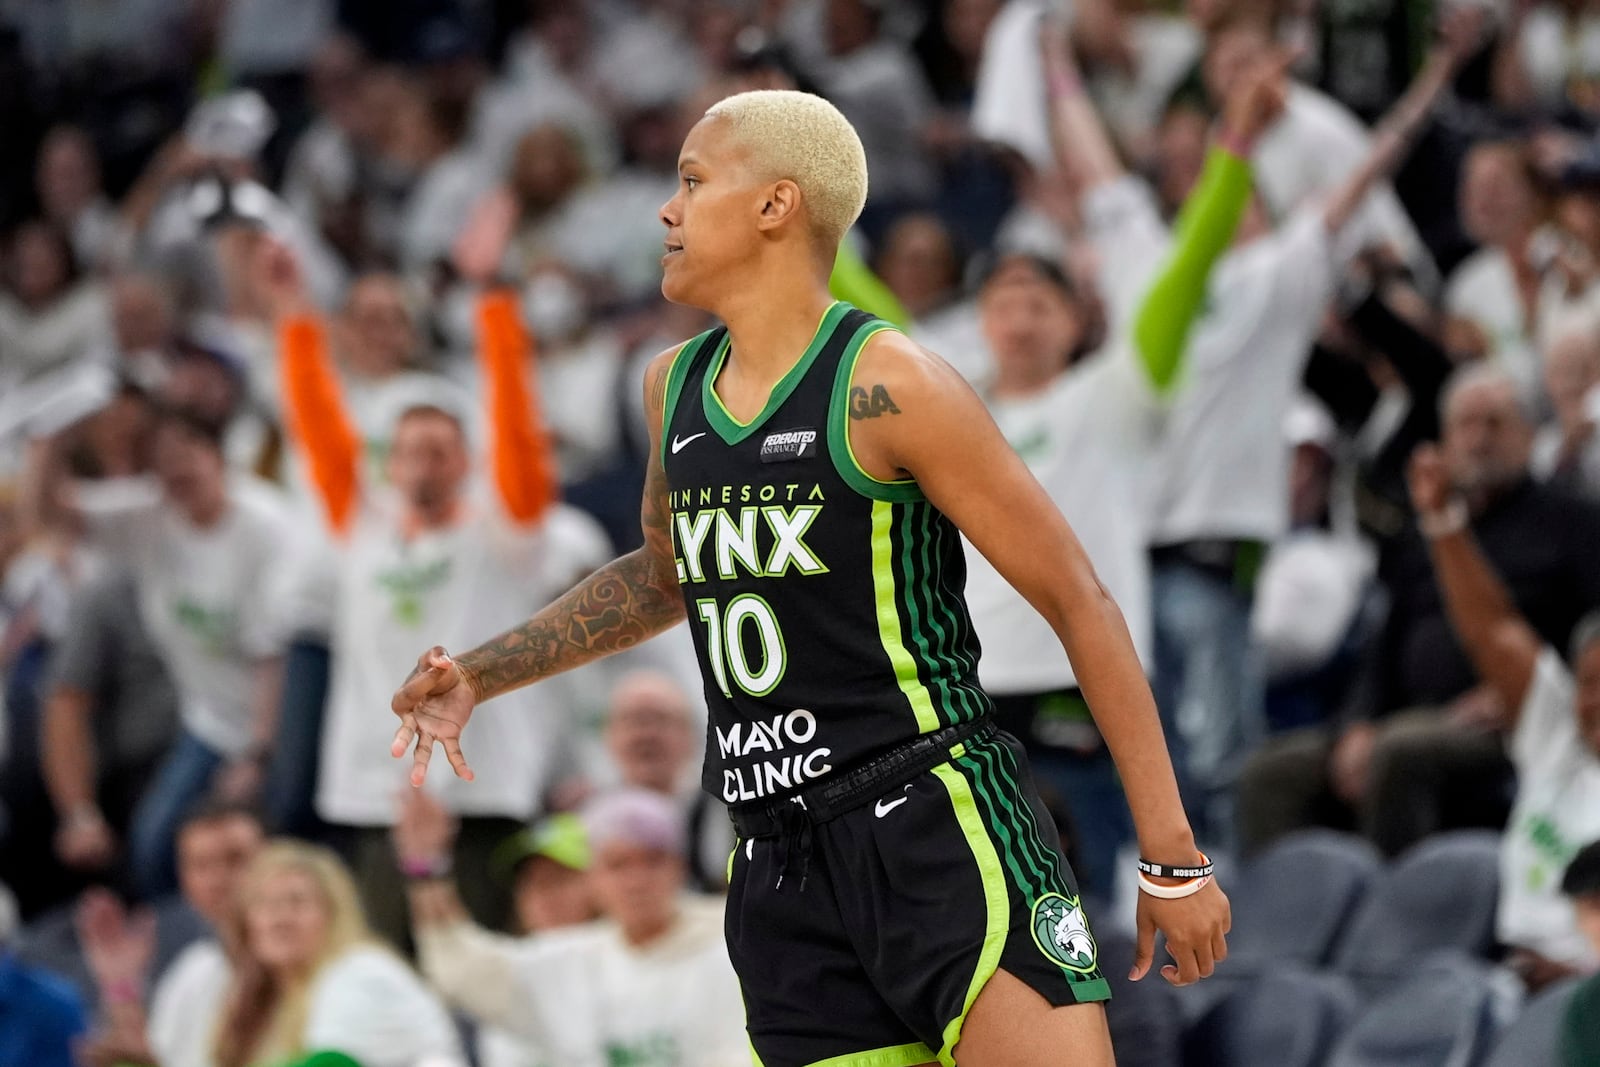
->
[773, 796, 814, 892]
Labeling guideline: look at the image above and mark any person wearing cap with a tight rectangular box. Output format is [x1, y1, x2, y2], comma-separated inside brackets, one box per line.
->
[401, 788, 747, 1067]
[603, 669, 737, 893]
[493, 811, 597, 936]
[253, 239, 610, 948]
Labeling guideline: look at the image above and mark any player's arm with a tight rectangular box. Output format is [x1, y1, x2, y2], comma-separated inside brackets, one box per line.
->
[1407, 445, 1540, 718]
[451, 348, 685, 694]
[848, 332, 1227, 985]
[390, 349, 687, 785]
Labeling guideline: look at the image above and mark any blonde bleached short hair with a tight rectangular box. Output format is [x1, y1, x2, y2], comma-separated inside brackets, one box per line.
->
[704, 89, 868, 248]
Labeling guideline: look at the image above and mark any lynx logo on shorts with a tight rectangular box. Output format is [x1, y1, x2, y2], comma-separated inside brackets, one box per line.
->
[1031, 893, 1098, 974]
[760, 427, 818, 463]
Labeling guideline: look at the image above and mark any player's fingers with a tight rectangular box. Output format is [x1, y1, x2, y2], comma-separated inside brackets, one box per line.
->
[1213, 927, 1229, 965]
[393, 663, 447, 712]
[390, 715, 417, 758]
[1129, 917, 1157, 981]
[410, 732, 435, 787]
[1192, 938, 1217, 979]
[442, 737, 475, 782]
[1161, 945, 1201, 986]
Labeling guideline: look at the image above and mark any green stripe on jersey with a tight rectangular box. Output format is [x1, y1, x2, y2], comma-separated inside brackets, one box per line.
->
[871, 500, 942, 734]
[931, 762, 1011, 1067]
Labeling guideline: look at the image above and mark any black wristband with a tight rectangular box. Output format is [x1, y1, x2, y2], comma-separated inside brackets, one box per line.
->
[1137, 856, 1214, 880]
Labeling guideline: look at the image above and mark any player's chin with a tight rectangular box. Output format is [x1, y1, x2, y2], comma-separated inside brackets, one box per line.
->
[659, 262, 699, 306]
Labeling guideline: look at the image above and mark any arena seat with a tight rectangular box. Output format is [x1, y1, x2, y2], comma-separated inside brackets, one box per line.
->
[1326, 952, 1520, 1067]
[1481, 976, 1581, 1067]
[1184, 965, 1358, 1067]
[1330, 831, 1501, 992]
[1227, 830, 1383, 966]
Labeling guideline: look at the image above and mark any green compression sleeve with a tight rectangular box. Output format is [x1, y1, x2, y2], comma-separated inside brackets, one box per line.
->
[1131, 147, 1254, 395]
[830, 240, 911, 328]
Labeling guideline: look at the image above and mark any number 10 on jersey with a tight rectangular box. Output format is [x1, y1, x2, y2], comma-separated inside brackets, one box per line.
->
[695, 595, 787, 697]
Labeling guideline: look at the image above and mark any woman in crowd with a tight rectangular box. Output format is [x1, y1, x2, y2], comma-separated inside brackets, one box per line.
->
[211, 841, 463, 1067]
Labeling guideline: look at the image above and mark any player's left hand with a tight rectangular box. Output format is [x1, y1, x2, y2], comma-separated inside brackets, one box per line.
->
[1131, 879, 1231, 986]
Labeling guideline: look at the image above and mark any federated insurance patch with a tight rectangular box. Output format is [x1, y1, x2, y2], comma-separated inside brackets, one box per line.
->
[1031, 892, 1099, 975]
[759, 427, 818, 463]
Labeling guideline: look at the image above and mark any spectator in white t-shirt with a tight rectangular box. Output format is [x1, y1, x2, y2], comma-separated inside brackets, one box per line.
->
[1104, 10, 1481, 834]
[76, 801, 264, 1067]
[1444, 141, 1562, 391]
[24, 406, 292, 899]
[209, 841, 463, 1067]
[1408, 443, 1600, 980]
[406, 789, 748, 1067]
[257, 240, 609, 946]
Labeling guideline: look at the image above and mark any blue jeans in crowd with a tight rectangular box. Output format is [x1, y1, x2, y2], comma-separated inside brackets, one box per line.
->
[126, 729, 224, 901]
[261, 639, 331, 838]
[1151, 556, 1265, 845]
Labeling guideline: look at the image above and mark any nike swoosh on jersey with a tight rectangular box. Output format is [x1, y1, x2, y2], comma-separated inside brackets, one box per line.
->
[671, 432, 707, 454]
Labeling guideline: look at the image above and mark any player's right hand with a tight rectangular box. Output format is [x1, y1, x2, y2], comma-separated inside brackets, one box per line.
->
[391, 646, 478, 787]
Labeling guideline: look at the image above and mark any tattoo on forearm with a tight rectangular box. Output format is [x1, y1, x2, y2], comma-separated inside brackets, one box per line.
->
[848, 384, 901, 420]
[456, 548, 684, 700]
[456, 365, 684, 701]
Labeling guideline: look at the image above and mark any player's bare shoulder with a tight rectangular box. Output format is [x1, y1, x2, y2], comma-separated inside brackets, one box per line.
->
[847, 329, 988, 481]
[642, 341, 696, 441]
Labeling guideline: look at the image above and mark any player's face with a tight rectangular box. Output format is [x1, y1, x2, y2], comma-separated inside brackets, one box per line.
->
[659, 116, 759, 308]
[388, 409, 469, 515]
[1576, 641, 1600, 757]
[979, 271, 1083, 383]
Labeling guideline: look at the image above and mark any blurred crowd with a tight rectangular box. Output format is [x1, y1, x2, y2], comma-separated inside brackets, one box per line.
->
[3, 0, 1600, 1065]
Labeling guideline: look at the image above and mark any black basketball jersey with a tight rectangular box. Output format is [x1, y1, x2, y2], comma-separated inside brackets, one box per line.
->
[660, 302, 991, 804]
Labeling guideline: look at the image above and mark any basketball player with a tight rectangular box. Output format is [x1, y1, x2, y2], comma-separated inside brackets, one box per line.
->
[391, 89, 1230, 1066]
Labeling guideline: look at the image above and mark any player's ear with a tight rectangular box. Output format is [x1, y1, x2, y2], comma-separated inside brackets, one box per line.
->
[756, 179, 802, 233]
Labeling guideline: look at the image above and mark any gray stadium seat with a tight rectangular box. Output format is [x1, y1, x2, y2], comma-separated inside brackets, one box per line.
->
[1331, 831, 1501, 989]
[1481, 977, 1581, 1067]
[1327, 952, 1520, 1067]
[1184, 965, 1358, 1067]
[1228, 830, 1383, 966]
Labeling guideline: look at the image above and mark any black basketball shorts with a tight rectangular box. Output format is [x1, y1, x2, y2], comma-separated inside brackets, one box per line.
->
[724, 730, 1111, 1067]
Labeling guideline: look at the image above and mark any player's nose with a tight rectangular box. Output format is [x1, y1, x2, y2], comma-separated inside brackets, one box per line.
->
[660, 192, 681, 228]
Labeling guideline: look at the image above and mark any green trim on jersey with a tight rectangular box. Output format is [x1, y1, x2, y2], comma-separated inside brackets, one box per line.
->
[957, 740, 1111, 999]
[931, 761, 1010, 1067]
[828, 320, 924, 503]
[900, 505, 982, 724]
[871, 500, 943, 735]
[703, 301, 851, 445]
[659, 331, 715, 467]
[802, 1041, 939, 1067]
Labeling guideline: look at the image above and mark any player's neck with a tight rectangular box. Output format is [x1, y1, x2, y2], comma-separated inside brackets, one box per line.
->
[716, 278, 837, 383]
